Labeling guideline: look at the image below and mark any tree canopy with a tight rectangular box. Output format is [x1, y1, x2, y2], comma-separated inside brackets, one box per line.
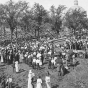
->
[0, 0, 88, 42]
[64, 9, 88, 38]
[0, 0, 29, 42]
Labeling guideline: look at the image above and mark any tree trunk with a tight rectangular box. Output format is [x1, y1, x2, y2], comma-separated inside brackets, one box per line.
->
[16, 27, 17, 44]
[10, 30, 13, 43]
[1, 26, 2, 39]
[38, 27, 40, 40]
[74, 29, 76, 36]
[35, 29, 36, 37]
[3, 26, 6, 37]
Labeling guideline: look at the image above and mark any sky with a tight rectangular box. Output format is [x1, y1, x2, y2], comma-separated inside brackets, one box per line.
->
[0, 0, 88, 15]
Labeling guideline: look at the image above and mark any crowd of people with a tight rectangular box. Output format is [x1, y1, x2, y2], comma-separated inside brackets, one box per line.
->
[0, 37, 88, 88]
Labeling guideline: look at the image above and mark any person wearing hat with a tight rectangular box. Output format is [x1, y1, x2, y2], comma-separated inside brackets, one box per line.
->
[28, 70, 35, 88]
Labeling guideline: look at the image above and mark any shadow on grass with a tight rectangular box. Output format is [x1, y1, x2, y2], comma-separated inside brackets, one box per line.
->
[0, 64, 5, 67]
[18, 69, 25, 73]
[52, 84, 59, 88]
[13, 83, 21, 88]
[75, 61, 80, 66]
[64, 68, 70, 75]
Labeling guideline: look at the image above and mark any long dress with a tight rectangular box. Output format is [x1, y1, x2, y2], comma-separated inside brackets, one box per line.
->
[1, 54, 3, 63]
[15, 61, 19, 72]
[45, 76, 51, 88]
[28, 72, 35, 88]
[36, 78, 42, 88]
[28, 74, 33, 88]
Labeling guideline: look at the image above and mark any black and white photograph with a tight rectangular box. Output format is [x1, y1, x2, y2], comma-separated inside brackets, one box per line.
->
[0, 0, 88, 88]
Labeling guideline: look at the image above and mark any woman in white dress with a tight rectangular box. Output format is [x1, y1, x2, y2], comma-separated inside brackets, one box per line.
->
[45, 71, 51, 88]
[1, 51, 3, 63]
[28, 70, 35, 88]
[36, 76, 42, 88]
[15, 61, 19, 73]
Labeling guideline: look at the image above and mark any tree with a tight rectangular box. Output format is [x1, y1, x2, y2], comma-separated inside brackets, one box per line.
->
[64, 9, 88, 38]
[50, 5, 66, 34]
[31, 3, 48, 39]
[0, 0, 29, 43]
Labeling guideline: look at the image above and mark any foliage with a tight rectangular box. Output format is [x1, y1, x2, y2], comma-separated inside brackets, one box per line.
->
[31, 3, 48, 37]
[64, 8, 88, 38]
[50, 5, 66, 34]
[0, 0, 29, 42]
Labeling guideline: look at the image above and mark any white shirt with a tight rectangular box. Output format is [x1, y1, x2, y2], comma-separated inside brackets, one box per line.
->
[45, 76, 50, 83]
[37, 78, 42, 84]
[37, 53, 41, 58]
[51, 59, 56, 65]
[51, 59, 54, 63]
[36, 59, 40, 64]
[48, 51, 51, 55]
[33, 58, 36, 63]
[28, 55, 31, 58]
[7, 78, 12, 83]
[39, 61, 42, 66]
[40, 46, 45, 50]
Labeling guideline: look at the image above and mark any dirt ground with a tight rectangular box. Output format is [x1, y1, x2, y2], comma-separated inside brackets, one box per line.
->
[0, 57, 88, 88]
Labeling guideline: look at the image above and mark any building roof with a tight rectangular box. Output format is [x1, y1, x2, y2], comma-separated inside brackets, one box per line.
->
[67, 0, 86, 14]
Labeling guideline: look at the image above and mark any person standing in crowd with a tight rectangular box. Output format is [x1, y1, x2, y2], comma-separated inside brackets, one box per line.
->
[57, 63, 61, 76]
[51, 57, 56, 69]
[19, 51, 23, 63]
[37, 51, 41, 59]
[24, 52, 28, 64]
[28, 70, 35, 88]
[36, 76, 42, 88]
[39, 57, 42, 69]
[72, 55, 76, 69]
[28, 53, 33, 66]
[32, 56, 36, 69]
[45, 71, 51, 88]
[41, 53, 44, 65]
[0, 50, 4, 63]
[48, 56, 52, 69]
[36, 58, 40, 70]
[10, 49, 13, 64]
[12, 60, 15, 72]
[7, 49, 10, 65]
[6, 75, 12, 88]
[5, 48, 8, 63]
[15, 61, 19, 73]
